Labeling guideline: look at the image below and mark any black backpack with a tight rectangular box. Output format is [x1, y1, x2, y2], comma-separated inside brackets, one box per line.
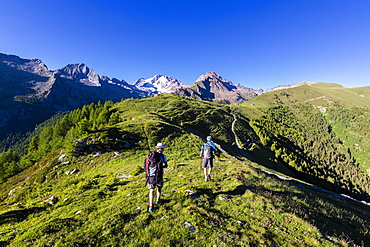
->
[143, 151, 164, 185]
[202, 143, 214, 159]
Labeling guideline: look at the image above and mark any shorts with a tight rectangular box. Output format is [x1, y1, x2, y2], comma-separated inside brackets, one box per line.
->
[147, 177, 164, 189]
[202, 158, 213, 168]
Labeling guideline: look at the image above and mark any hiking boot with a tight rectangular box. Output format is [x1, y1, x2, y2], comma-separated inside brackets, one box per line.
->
[148, 207, 153, 213]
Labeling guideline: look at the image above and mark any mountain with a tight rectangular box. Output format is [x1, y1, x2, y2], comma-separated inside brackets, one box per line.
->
[0, 54, 143, 147]
[0, 94, 369, 246]
[133, 74, 188, 96]
[174, 72, 262, 104]
[2, 53, 370, 246]
[44, 63, 144, 110]
[0, 53, 263, 151]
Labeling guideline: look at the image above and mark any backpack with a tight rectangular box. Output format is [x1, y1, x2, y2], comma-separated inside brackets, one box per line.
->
[202, 143, 214, 159]
[143, 151, 164, 185]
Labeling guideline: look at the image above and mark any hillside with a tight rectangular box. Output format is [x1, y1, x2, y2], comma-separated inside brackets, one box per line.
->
[239, 83, 370, 173]
[0, 94, 369, 246]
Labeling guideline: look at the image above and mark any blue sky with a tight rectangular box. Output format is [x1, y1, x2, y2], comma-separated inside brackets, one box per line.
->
[1, 0, 370, 90]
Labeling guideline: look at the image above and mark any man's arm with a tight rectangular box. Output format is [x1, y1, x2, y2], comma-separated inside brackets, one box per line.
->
[200, 144, 204, 158]
[210, 142, 219, 157]
[162, 154, 168, 168]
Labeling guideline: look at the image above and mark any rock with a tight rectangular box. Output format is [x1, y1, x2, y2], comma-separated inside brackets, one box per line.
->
[183, 221, 196, 233]
[92, 151, 102, 156]
[45, 196, 59, 205]
[117, 174, 132, 179]
[8, 233, 16, 240]
[8, 187, 19, 196]
[58, 154, 67, 162]
[65, 169, 79, 175]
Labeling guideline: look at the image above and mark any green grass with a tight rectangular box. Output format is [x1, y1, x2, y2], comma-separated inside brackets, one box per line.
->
[1, 93, 370, 246]
[241, 83, 370, 112]
[1, 145, 369, 246]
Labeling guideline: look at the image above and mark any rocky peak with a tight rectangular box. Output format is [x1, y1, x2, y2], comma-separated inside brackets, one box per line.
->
[195, 71, 237, 91]
[175, 71, 260, 104]
[54, 63, 101, 86]
[196, 71, 223, 82]
[0, 53, 51, 77]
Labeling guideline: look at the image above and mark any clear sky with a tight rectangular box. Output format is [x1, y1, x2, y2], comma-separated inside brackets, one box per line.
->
[1, 0, 369, 90]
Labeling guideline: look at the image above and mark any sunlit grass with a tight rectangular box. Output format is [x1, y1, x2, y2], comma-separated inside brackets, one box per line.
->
[1, 145, 368, 246]
[1, 94, 370, 246]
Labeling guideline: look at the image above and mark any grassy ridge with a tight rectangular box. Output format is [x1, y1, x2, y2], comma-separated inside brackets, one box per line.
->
[1, 93, 370, 246]
[237, 83, 370, 194]
[243, 83, 370, 110]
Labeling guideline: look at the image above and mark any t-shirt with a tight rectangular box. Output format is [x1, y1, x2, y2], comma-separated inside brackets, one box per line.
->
[200, 141, 217, 152]
[157, 152, 168, 163]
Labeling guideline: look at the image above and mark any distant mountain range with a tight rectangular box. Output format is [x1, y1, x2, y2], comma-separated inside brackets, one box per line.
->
[0, 52, 344, 145]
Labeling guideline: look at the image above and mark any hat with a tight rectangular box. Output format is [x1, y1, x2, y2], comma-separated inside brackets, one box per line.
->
[207, 136, 212, 141]
[156, 143, 166, 148]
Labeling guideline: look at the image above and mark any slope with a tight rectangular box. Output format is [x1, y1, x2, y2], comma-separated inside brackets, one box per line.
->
[0, 94, 369, 246]
[235, 83, 370, 198]
[242, 83, 370, 113]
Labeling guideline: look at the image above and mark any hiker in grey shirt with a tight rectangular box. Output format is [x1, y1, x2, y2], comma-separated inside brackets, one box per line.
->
[200, 136, 217, 181]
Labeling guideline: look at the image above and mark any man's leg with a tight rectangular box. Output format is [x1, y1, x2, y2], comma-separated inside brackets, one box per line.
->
[156, 186, 162, 203]
[149, 188, 155, 207]
[207, 159, 213, 181]
[204, 167, 208, 181]
[207, 167, 212, 180]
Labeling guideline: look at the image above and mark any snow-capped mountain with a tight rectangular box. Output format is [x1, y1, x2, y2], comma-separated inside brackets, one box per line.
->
[133, 74, 188, 96]
[0, 52, 263, 148]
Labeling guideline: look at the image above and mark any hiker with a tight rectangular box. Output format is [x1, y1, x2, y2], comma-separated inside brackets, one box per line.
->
[200, 136, 217, 181]
[144, 143, 168, 213]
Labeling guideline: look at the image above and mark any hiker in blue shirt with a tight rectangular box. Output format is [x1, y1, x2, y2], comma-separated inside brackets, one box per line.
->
[200, 136, 217, 181]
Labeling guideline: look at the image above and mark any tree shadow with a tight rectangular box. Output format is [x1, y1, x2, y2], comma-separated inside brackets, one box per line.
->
[221, 185, 253, 196]
[0, 240, 9, 247]
[0, 207, 45, 225]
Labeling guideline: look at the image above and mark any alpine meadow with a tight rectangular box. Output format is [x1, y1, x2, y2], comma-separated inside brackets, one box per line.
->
[1, 84, 370, 246]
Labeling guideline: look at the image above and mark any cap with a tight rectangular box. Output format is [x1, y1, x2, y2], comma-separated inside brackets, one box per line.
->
[206, 136, 212, 141]
[156, 143, 166, 148]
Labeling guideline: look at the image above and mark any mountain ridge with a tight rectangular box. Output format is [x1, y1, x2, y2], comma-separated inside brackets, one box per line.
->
[1, 51, 369, 153]
[0, 53, 260, 146]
